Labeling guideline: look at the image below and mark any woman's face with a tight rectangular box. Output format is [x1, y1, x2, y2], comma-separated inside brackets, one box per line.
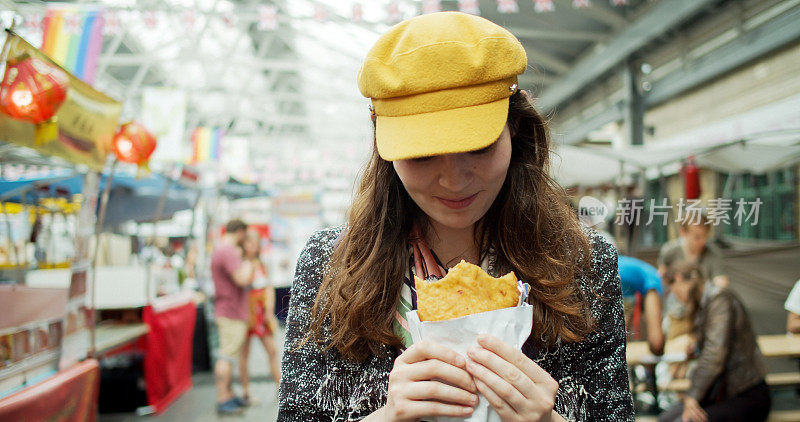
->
[393, 125, 512, 231]
[243, 236, 259, 257]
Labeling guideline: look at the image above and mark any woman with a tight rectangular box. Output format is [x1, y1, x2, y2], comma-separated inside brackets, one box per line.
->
[239, 230, 281, 404]
[278, 12, 632, 422]
[659, 261, 770, 422]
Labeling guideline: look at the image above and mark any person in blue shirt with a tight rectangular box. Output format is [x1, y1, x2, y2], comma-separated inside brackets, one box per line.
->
[619, 255, 665, 355]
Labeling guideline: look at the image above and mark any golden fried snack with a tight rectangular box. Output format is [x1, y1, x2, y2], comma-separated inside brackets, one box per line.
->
[415, 260, 519, 321]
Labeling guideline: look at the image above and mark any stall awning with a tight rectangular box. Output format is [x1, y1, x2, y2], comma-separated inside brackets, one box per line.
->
[0, 171, 195, 227]
[552, 130, 800, 188]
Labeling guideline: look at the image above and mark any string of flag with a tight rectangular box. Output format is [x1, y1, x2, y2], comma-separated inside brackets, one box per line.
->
[18, 0, 630, 40]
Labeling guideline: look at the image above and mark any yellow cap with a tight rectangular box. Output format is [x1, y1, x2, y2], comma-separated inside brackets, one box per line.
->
[357, 12, 527, 161]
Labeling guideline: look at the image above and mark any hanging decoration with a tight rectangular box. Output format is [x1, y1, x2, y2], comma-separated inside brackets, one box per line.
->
[314, 4, 328, 23]
[102, 10, 121, 36]
[611, 0, 627, 5]
[0, 55, 70, 144]
[143, 10, 159, 28]
[422, 0, 441, 14]
[497, 0, 520, 13]
[112, 121, 158, 170]
[534, 0, 555, 13]
[573, 0, 591, 8]
[387, 2, 401, 24]
[458, 0, 481, 15]
[182, 10, 197, 31]
[222, 11, 238, 28]
[352, 3, 363, 23]
[682, 156, 701, 200]
[257, 5, 277, 30]
[41, 7, 105, 84]
[23, 13, 43, 32]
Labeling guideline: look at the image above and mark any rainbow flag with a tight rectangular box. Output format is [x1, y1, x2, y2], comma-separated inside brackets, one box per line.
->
[41, 7, 104, 84]
[191, 127, 224, 163]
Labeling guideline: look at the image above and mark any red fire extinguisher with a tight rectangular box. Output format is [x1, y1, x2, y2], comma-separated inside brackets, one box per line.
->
[683, 156, 701, 200]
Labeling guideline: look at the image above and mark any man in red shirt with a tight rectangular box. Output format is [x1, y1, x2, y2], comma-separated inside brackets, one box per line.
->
[211, 219, 255, 415]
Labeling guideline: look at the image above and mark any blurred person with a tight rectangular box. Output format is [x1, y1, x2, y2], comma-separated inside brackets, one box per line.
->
[657, 213, 729, 289]
[619, 255, 665, 355]
[658, 260, 769, 422]
[238, 230, 281, 405]
[785, 278, 800, 334]
[658, 213, 729, 340]
[211, 219, 255, 415]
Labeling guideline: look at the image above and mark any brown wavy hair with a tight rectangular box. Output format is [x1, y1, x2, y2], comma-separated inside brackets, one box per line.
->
[308, 91, 594, 362]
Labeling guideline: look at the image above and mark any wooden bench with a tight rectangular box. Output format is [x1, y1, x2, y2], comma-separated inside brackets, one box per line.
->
[662, 371, 800, 392]
[628, 334, 800, 366]
[636, 409, 800, 421]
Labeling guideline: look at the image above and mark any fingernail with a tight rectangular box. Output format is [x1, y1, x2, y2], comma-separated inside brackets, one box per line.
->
[467, 347, 478, 357]
[477, 334, 488, 343]
[471, 395, 479, 404]
[462, 406, 473, 414]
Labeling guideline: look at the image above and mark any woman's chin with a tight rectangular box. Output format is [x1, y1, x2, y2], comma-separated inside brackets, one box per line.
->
[430, 214, 479, 231]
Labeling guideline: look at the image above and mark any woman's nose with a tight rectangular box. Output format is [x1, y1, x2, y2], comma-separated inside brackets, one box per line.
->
[438, 154, 473, 191]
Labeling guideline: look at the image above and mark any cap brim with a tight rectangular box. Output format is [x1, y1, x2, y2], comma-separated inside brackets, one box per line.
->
[376, 97, 509, 161]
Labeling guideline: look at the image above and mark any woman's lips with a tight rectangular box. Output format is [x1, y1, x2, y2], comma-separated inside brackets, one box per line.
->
[436, 193, 478, 209]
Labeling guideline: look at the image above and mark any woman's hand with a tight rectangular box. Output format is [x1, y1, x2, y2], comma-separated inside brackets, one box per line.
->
[465, 334, 560, 422]
[681, 397, 708, 422]
[380, 341, 479, 422]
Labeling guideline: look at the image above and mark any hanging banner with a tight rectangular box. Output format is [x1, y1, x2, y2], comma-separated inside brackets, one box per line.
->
[40, 5, 105, 84]
[141, 87, 186, 163]
[0, 31, 122, 171]
[190, 127, 223, 163]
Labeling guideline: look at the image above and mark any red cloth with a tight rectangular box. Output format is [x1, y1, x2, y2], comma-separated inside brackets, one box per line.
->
[0, 358, 100, 421]
[139, 302, 196, 414]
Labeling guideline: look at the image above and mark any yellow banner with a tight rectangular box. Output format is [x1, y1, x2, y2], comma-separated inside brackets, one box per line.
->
[0, 31, 121, 170]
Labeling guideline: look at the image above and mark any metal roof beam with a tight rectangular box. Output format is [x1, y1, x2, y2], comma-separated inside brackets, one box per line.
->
[556, 0, 628, 29]
[523, 45, 570, 74]
[508, 26, 610, 42]
[646, 4, 800, 107]
[553, 3, 800, 145]
[539, 0, 717, 111]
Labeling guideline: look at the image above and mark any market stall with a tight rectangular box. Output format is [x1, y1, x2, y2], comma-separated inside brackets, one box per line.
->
[0, 27, 199, 418]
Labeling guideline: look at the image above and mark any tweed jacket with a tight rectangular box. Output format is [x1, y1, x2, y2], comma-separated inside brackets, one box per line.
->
[277, 225, 634, 421]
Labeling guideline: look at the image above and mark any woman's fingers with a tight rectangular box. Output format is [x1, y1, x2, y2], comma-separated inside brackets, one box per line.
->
[402, 380, 479, 406]
[473, 376, 513, 416]
[398, 341, 466, 368]
[401, 358, 477, 393]
[385, 400, 474, 421]
[467, 343, 536, 400]
[477, 334, 555, 388]
[465, 357, 528, 413]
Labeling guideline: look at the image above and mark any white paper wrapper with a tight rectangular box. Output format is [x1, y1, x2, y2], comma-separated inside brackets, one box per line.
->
[406, 303, 533, 422]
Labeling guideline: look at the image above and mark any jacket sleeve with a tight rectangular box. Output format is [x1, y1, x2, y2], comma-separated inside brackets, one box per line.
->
[687, 294, 733, 400]
[573, 230, 634, 421]
[277, 228, 341, 422]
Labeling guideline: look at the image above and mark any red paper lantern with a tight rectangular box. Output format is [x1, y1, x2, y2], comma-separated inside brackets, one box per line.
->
[112, 122, 157, 166]
[0, 55, 69, 124]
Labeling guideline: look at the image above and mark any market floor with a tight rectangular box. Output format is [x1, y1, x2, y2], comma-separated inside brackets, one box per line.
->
[100, 326, 284, 421]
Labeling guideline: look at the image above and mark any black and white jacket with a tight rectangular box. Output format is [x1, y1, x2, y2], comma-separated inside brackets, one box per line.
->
[277, 225, 634, 421]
